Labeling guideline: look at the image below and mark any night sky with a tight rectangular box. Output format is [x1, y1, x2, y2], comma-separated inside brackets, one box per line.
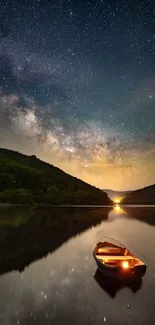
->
[0, 0, 155, 190]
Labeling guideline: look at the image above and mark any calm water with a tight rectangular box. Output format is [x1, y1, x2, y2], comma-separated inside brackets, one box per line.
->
[0, 205, 155, 325]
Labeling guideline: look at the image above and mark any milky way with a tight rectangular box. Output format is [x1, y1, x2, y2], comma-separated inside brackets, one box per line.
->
[0, 0, 155, 190]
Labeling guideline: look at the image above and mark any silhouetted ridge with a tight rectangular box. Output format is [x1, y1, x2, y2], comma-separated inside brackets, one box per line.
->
[0, 148, 112, 205]
[122, 184, 155, 204]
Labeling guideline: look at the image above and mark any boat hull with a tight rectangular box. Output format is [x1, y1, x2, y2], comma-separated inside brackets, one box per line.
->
[94, 252, 147, 280]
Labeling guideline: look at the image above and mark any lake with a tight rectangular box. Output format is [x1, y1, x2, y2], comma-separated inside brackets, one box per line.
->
[0, 205, 155, 325]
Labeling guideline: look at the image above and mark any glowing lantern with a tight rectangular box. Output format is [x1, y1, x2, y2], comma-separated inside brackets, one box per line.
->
[122, 261, 129, 269]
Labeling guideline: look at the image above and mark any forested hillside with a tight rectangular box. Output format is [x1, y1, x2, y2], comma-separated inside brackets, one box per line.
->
[122, 184, 155, 204]
[0, 148, 112, 205]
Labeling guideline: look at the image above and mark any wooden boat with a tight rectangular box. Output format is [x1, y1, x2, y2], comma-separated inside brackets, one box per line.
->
[93, 238, 147, 279]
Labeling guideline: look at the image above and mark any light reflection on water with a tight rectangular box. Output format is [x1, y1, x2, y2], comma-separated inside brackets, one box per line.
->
[0, 206, 155, 324]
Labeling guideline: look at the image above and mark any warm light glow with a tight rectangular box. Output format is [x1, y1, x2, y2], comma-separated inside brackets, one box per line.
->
[114, 198, 121, 203]
[113, 204, 125, 214]
[115, 204, 121, 212]
[122, 261, 129, 269]
[98, 248, 104, 253]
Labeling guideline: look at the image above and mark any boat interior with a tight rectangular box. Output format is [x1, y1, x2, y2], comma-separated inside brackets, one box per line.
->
[94, 241, 145, 268]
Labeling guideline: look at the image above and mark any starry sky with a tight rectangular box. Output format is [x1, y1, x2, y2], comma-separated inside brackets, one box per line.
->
[0, 0, 155, 190]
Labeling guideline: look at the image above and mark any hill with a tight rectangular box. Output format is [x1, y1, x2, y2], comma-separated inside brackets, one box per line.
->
[0, 148, 112, 205]
[103, 189, 132, 200]
[122, 184, 155, 205]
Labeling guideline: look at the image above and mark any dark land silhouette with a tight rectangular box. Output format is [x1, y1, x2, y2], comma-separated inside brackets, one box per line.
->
[0, 148, 112, 205]
[122, 184, 155, 205]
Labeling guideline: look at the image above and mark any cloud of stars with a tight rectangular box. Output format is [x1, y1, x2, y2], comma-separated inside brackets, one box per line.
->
[0, 0, 155, 190]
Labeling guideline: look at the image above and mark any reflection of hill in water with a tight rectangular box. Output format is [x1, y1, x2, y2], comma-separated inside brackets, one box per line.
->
[94, 268, 142, 298]
[124, 207, 155, 227]
[0, 206, 111, 276]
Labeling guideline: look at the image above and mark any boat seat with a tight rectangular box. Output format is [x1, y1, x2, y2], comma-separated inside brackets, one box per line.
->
[96, 255, 133, 260]
[96, 247, 125, 256]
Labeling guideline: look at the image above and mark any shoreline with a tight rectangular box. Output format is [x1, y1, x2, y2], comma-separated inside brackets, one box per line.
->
[0, 203, 155, 208]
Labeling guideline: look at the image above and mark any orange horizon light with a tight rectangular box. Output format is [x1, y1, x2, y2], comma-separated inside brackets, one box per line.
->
[114, 197, 123, 204]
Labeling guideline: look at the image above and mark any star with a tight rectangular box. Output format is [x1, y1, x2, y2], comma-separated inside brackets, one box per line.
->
[0, 0, 154, 191]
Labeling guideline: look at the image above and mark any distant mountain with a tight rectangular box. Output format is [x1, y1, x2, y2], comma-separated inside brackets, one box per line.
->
[103, 189, 132, 200]
[0, 148, 112, 205]
[122, 184, 155, 205]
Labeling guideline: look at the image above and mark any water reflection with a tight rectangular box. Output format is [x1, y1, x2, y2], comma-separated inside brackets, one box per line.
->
[94, 268, 142, 298]
[0, 205, 155, 277]
[0, 206, 155, 324]
[110, 205, 155, 227]
[113, 204, 125, 214]
[0, 205, 112, 276]
[123, 206, 155, 227]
